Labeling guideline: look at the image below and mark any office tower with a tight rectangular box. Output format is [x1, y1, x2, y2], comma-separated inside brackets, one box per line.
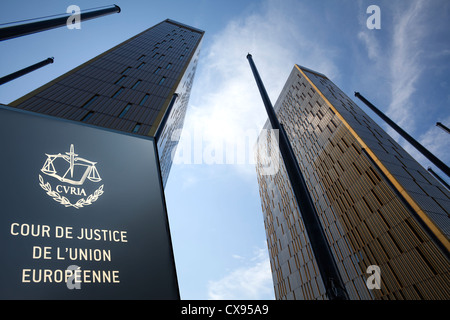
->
[8, 19, 204, 187]
[255, 65, 450, 300]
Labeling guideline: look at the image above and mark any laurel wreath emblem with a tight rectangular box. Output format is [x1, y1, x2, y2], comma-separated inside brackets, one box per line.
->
[39, 174, 104, 209]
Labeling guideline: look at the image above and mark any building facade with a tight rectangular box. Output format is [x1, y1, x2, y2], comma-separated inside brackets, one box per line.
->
[255, 65, 450, 300]
[9, 19, 204, 187]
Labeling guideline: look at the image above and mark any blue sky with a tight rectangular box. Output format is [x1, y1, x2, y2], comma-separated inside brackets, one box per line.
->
[1, 0, 449, 300]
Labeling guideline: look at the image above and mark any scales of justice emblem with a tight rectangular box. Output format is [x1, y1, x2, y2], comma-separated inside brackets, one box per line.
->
[38, 144, 104, 209]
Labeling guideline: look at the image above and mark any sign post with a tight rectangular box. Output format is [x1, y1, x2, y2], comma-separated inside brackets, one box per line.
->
[0, 105, 179, 299]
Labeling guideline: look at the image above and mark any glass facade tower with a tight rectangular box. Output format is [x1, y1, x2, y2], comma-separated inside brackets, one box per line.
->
[255, 65, 450, 300]
[8, 19, 204, 187]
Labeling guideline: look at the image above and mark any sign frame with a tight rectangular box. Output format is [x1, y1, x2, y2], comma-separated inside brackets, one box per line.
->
[0, 104, 180, 300]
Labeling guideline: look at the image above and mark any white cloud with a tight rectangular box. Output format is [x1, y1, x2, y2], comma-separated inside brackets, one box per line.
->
[356, 1, 450, 170]
[356, 0, 429, 132]
[207, 247, 274, 300]
[387, 0, 427, 131]
[357, 30, 380, 62]
[177, 0, 339, 173]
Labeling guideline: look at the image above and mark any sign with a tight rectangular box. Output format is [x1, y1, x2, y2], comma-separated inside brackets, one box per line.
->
[0, 105, 179, 299]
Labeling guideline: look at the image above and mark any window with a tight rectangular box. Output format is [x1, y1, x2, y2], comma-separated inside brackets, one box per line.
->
[121, 67, 131, 75]
[81, 111, 94, 122]
[131, 80, 142, 90]
[136, 62, 145, 70]
[139, 94, 150, 106]
[179, 55, 184, 60]
[158, 54, 165, 60]
[132, 123, 142, 133]
[166, 63, 172, 70]
[158, 77, 166, 85]
[115, 76, 126, 85]
[137, 54, 146, 61]
[81, 95, 98, 108]
[154, 67, 161, 74]
[152, 53, 159, 58]
[111, 87, 124, 98]
[118, 104, 132, 118]
[317, 109, 324, 120]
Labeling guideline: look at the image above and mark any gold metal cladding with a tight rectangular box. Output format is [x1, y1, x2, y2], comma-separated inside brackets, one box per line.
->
[294, 64, 450, 253]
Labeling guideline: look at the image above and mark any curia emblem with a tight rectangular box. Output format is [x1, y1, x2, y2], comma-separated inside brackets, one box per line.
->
[38, 144, 104, 209]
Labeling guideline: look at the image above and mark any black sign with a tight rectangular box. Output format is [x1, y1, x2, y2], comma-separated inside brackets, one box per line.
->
[0, 105, 179, 299]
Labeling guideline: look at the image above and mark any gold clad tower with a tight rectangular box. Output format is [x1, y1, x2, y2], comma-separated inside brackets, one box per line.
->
[255, 65, 450, 300]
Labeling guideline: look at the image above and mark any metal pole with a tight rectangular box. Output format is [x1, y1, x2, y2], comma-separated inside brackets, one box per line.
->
[247, 54, 349, 300]
[0, 57, 54, 85]
[355, 92, 450, 178]
[154, 93, 179, 142]
[0, 5, 121, 41]
[436, 122, 450, 135]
